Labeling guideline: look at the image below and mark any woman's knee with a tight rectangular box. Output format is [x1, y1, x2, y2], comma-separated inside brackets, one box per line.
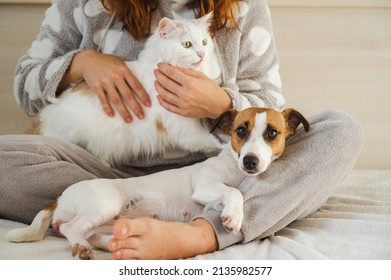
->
[312, 110, 364, 155]
[331, 110, 364, 147]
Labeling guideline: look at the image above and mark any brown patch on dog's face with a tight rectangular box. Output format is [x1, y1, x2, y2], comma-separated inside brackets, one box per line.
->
[230, 108, 259, 156]
[262, 109, 291, 158]
[215, 107, 309, 176]
[230, 108, 309, 158]
[230, 108, 290, 157]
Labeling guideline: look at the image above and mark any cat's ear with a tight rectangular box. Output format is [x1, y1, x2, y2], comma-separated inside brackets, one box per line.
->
[194, 12, 213, 27]
[158, 18, 177, 38]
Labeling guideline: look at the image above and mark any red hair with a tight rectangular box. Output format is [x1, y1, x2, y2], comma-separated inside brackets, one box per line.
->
[101, 0, 239, 40]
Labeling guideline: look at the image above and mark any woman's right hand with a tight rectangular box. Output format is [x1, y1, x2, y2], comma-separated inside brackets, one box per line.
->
[60, 50, 151, 123]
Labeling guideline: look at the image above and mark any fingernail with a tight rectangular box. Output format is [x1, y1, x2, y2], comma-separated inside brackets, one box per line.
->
[126, 117, 132, 123]
[138, 113, 144, 120]
[111, 241, 117, 250]
[116, 251, 122, 259]
[121, 225, 127, 236]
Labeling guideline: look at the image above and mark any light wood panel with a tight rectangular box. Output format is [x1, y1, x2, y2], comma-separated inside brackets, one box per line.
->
[0, 4, 46, 134]
[0, 3, 390, 169]
[271, 7, 391, 169]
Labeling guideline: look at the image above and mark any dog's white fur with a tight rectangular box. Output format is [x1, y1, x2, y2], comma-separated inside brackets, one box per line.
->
[7, 107, 309, 259]
[39, 14, 222, 166]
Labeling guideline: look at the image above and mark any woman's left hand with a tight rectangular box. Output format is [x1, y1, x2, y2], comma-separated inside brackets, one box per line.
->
[154, 62, 232, 119]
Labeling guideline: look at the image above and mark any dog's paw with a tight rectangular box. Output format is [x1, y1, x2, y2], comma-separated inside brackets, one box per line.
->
[71, 243, 94, 260]
[221, 204, 244, 235]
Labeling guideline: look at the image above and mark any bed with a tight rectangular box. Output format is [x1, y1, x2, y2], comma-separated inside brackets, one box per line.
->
[1, 169, 389, 260]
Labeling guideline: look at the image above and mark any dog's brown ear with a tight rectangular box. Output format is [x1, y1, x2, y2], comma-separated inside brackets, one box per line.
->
[282, 108, 310, 138]
[210, 109, 238, 135]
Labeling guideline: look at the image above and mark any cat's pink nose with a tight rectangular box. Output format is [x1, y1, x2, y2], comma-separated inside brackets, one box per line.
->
[197, 52, 205, 60]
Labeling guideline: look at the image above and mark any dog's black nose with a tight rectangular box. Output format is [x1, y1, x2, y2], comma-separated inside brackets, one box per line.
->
[243, 155, 259, 171]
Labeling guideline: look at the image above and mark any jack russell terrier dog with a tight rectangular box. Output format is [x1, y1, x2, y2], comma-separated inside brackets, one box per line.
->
[7, 107, 309, 259]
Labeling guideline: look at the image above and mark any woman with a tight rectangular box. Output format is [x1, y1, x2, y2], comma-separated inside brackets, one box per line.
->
[0, 0, 363, 259]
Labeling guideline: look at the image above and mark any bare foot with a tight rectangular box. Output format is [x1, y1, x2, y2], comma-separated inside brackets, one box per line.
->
[107, 217, 218, 259]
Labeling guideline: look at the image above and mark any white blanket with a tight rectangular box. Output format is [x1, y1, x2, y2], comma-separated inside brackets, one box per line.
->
[1, 170, 390, 260]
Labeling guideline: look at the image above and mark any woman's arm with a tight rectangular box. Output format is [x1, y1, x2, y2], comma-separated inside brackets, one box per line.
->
[14, 0, 83, 116]
[14, 0, 150, 122]
[222, 0, 284, 111]
[154, 0, 283, 120]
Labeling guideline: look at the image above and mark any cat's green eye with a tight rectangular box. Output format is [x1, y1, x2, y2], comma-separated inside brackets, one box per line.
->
[202, 39, 207, 46]
[182, 41, 192, 48]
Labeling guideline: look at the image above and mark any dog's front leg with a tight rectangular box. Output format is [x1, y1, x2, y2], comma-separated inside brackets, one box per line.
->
[192, 183, 244, 234]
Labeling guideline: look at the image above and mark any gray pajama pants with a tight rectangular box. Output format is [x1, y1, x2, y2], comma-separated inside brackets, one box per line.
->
[0, 110, 364, 249]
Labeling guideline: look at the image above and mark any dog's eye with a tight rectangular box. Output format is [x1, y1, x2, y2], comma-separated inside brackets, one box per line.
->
[267, 129, 279, 140]
[202, 39, 207, 46]
[236, 126, 247, 139]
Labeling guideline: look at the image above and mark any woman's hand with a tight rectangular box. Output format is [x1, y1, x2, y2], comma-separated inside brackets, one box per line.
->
[60, 50, 151, 123]
[154, 62, 232, 119]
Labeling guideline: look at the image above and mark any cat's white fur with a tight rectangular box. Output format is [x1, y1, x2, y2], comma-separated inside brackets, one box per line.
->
[40, 14, 223, 166]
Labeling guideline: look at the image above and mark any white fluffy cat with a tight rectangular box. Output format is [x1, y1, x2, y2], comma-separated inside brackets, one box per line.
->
[40, 13, 224, 166]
